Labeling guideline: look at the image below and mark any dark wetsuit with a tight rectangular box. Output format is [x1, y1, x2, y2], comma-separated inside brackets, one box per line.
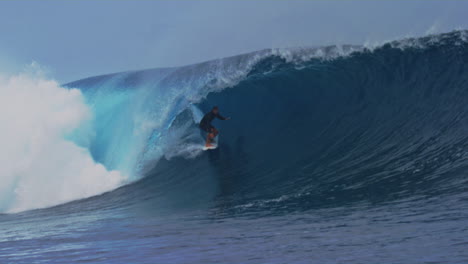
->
[199, 111, 227, 132]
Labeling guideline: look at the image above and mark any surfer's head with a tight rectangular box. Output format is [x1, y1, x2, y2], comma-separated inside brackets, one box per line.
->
[212, 106, 219, 114]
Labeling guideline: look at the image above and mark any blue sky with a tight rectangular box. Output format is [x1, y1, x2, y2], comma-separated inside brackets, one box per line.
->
[0, 0, 467, 83]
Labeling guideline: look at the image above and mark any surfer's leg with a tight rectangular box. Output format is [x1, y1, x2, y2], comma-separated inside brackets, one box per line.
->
[209, 128, 217, 140]
[201, 126, 212, 147]
[206, 132, 217, 147]
[205, 134, 213, 147]
[212, 127, 219, 137]
[204, 127, 214, 146]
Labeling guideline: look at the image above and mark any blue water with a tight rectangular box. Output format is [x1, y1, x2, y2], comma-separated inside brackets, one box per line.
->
[1, 31, 468, 263]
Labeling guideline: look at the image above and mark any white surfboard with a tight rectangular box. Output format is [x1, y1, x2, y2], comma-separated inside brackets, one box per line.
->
[202, 144, 218, 151]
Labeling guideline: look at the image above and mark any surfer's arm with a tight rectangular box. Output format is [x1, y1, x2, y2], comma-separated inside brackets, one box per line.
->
[216, 114, 230, 120]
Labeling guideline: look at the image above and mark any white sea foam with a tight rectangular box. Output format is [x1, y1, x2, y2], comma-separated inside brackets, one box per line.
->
[0, 70, 125, 213]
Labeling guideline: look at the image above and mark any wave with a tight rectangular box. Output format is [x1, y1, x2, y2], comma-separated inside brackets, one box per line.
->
[2, 30, 467, 214]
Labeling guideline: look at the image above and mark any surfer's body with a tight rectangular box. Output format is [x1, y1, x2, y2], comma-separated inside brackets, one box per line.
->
[199, 106, 230, 148]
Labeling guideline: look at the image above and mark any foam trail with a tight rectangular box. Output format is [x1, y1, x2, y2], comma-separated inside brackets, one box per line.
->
[0, 72, 125, 213]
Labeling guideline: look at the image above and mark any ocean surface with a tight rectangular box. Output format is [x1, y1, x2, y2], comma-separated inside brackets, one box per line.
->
[1, 31, 468, 263]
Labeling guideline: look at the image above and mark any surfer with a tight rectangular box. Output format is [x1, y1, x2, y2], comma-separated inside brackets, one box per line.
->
[199, 106, 230, 147]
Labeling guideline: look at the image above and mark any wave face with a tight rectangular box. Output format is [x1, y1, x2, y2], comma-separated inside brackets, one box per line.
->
[62, 31, 468, 213]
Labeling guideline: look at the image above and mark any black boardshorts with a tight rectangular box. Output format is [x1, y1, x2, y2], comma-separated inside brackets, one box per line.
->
[199, 123, 214, 133]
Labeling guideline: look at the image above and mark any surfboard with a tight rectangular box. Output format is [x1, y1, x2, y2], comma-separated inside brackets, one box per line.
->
[202, 144, 218, 151]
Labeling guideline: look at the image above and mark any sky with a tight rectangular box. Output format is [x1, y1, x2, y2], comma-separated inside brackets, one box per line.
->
[0, 0, 467, 83]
